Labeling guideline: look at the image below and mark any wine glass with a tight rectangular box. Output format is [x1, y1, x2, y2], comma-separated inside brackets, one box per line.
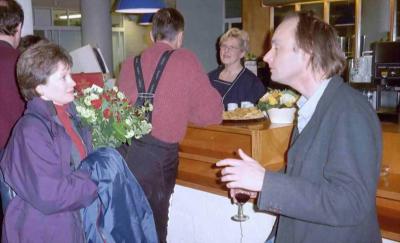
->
[231, 189, 250, 222]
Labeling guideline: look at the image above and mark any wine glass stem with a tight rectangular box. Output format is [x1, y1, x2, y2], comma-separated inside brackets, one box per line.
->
[237, 203, 244, 217]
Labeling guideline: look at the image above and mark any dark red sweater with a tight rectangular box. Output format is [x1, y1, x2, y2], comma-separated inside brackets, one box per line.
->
[118, 42, 223, 143]
[0, 40, 25, 148]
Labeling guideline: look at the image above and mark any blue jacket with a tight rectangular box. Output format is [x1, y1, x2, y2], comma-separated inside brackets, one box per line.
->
[80, 147, 158, 243]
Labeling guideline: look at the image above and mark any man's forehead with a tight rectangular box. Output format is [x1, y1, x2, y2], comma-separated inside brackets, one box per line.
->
[272, 18, 297, 43]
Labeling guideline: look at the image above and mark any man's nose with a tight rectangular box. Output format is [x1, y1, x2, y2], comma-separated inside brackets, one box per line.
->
[263, 50, 272, 64]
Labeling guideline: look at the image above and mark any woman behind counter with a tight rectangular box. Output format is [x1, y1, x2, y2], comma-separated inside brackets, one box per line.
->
[208, 28, 266, 110]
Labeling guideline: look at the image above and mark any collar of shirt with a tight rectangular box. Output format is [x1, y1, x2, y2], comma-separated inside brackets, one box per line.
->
[296, 78, 331, 133]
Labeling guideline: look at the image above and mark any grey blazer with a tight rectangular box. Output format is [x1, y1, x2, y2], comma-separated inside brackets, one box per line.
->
[258, 76, 382, 243]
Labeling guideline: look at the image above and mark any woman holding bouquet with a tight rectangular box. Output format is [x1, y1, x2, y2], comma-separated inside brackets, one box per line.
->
[0, 41, 157, 243]
[0, 41, 97, 242]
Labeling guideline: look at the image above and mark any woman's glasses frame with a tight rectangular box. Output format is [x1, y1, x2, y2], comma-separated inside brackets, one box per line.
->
[220, 44, 242, 52]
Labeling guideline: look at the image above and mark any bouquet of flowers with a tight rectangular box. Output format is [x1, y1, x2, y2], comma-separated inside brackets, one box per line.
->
[257, 88, 299, 111]
[74, 84, 152, 148]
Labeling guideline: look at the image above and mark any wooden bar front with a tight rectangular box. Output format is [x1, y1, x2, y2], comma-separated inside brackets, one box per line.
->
[177, 120, 292, 196]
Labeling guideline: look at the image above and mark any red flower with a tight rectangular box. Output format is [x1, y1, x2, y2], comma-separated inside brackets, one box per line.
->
[103, 108, 112, 119]
[91, 99, 102, 109]
[102, 93, 111, 101]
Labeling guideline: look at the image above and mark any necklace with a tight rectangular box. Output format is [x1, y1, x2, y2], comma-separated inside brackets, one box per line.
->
[219, 66, 243, 82]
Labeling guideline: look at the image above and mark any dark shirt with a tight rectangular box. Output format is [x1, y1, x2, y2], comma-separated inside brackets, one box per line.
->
[0, 40, 25, 148]
[208, 67, 266, 110]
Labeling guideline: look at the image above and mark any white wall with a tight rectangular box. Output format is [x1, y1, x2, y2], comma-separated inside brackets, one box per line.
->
[168, 185, 276, 243]
[176, 0, 224, 72]
[17, 0, 34, 35]
[122, 16, 152, 59]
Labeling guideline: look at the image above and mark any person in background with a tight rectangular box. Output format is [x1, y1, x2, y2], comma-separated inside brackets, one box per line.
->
[208, 28, 265, 110]
[0, 0, 25, 150]
[217, 11, 382, 243]
[18, 34, 48, 53]
[117, 8, 223, 242]
[0, 41, 98, 243]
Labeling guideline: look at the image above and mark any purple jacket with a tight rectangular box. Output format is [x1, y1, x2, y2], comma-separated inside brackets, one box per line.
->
[0, 98, 97, 243]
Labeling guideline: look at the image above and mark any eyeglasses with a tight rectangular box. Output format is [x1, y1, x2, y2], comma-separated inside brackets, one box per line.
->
[220, 44, 241, 52]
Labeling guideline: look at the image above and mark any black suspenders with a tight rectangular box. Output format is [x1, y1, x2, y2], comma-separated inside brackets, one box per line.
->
[133, 50, 174, 122]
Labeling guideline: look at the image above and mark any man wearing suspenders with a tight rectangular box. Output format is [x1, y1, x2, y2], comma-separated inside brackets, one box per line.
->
[118, 8, 223, 242]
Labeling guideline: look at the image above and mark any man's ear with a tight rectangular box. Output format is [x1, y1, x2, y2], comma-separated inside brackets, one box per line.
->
[176, 31, 183, 48]
[16, 23, 22, 34]
[13, 23, 23, 48]
[149, 31, 154, 43]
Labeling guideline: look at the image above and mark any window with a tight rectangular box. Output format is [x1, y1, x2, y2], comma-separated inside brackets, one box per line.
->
[224, 0, 242, 31]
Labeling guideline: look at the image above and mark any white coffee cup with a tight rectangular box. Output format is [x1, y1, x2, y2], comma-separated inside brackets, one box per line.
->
[241, 101, 254, 108]
[227, 103, 238, 111]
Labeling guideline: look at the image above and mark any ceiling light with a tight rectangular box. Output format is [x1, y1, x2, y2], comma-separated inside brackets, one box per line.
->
[115, 0, 165, 14]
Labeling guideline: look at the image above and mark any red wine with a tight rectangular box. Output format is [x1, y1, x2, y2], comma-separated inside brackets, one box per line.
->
[235, 193, 250, 203]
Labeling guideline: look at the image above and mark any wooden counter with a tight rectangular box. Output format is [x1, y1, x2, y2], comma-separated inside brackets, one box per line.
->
[377, 123, 400, 241]
[177, 121, 400, 241]
[177, 120, 292, 196]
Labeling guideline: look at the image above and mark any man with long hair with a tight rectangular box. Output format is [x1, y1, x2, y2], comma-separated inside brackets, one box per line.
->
[217, 11, 382, 243]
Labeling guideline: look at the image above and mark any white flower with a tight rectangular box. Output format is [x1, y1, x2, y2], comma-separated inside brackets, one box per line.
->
[125, 117, 133, 126]
[112, 86, 118, 92]
[89, 93, 99, 100]
[117, 91, 125, 99]
[280, 93, 297, 107]
[82, 87, 92, 95]
[91, 84, 103, 93]
[76, 106, 96, 120]
[125, 130, 135, 139]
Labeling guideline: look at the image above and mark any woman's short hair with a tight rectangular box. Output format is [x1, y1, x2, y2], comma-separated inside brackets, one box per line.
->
[0, 0, 24, 36]
[151, 8, 184, 42]
[219, 28, 249, 53]
[17, 41, 72, 101]
[284, 11, 346, 77]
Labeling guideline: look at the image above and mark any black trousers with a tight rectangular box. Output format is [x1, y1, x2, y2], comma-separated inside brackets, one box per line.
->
[118, 135, 179, 243]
